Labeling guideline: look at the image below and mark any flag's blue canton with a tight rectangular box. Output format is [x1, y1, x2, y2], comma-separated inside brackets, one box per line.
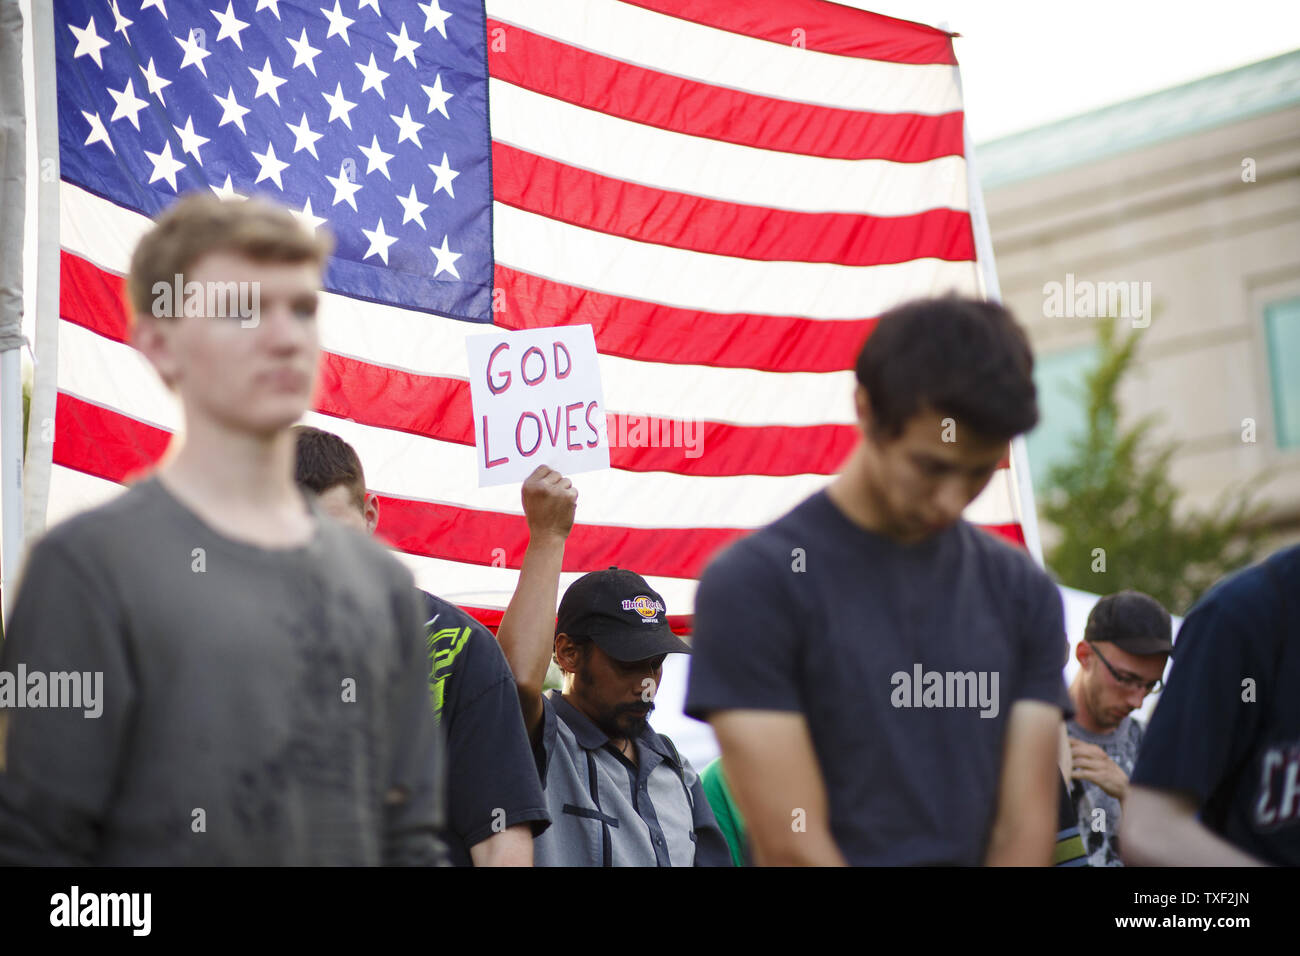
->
[56, 0, 493, 321]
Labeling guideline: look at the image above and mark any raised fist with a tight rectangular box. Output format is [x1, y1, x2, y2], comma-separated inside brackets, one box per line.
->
[521, 465, 577, 540]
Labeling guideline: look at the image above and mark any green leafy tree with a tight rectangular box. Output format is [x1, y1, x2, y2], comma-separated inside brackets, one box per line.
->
[1041, 315, 1270, 616]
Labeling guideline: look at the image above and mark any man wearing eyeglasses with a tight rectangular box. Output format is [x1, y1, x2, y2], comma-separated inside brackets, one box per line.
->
[1066, 590, 1173, 867]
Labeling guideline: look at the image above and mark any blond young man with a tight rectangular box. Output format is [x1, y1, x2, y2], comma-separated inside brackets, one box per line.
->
[0, 195, 445, 865]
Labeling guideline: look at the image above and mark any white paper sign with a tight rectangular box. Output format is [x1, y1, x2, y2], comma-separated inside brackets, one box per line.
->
[466, 324, 610, 487]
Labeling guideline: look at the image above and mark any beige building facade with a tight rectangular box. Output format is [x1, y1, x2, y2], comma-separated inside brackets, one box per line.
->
[979, 50, 1300, 547]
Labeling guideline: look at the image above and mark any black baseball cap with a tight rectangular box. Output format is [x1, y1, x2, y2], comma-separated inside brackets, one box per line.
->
[555, 568, 692, 662]
[1084, 590, 1174, 656]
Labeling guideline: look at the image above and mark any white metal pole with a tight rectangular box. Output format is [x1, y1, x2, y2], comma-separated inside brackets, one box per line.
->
[956, 62, 1047, 568]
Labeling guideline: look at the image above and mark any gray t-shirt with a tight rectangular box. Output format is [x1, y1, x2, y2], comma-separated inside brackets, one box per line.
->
[0, 477, 445, 865]
[1067, 714, 1144, 867]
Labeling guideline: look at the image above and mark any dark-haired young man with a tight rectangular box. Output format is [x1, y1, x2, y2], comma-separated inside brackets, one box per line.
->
[687, 295, 1070, 866]
[292, 425, 549, 866]
[0, 195, 445, 864]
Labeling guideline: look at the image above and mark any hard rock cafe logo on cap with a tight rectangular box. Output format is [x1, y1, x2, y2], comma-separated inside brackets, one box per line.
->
[621, 595, 665, 622]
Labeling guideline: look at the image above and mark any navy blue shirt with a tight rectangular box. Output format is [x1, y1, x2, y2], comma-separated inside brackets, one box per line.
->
[686, 490, 1070, 865]
[420, 593, 550, 866]
[1130, 545, 1300, 864]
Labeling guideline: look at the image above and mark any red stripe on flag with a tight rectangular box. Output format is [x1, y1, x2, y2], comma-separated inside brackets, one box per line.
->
[617, 0, 957, 64]
[492, 143, 975, 266]
[486, 22, 963, 161]
[61, 250, 129, 343]
[53, 392, 170, 481]
[494, 266, 874, 374]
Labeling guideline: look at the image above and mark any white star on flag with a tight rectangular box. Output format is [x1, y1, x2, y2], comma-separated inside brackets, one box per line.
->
[80, 110, 114, 153]
[356, 53, 390, 98]
[293, 197, 327, 232]
[285, 113, 324, 159]
[359, 136, 395, 179]
[211, 1, 250, 49]
[421, 74, 453, 119]
[390, 105, 424, 148]
[173, 116, 210, 163]
[387, 23, 420, 68]
[248, 58, 288, 106]
[251, 141, 291, 190]
[144, 140, 187, 190]
[175, 29, 212, 77]
[322, 83, 358, 129]
[362, 219, 399, 264]
[417, 0, 451, 39]
[287, 29, 322, 76]
[139, 57, 172, 105]
[431, 234, 460, 278]
[396, 184, 428, 228]
[110, 0, 134, 42]
[321, 0, 355, 46]
[69, 17, 112, 69]
[213, 86, 251, 134]
[428, 152, 459, 198]
[326, 162, 363, 210]
[108, 78, 149, 130]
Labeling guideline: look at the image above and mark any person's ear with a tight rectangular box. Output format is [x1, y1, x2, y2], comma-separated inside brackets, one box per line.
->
[854, 384, 872, 435]
[554, 633, 582, 673]
[1075, 641, 1091, 666]
[131, 314, 180, 390]
[363, 492, 380, 535]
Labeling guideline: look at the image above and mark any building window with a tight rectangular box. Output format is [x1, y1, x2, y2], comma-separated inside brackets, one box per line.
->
[1026, 344, 1099, 491]
[1264, 297, 1300, 450]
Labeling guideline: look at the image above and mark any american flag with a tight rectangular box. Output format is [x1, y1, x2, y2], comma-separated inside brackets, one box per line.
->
[43, 0, 1027, 631]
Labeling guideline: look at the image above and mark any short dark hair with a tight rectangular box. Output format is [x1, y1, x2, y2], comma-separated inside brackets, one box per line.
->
[292, 425, 366, 510]
[854, 294, 1038, 441]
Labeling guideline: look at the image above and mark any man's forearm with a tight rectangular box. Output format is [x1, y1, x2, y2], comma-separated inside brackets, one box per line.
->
[496, 534, 566, 698]
[469, 825, 534, 867]
[751, 827, 847, 867]
[1121, 786, 1265, 866]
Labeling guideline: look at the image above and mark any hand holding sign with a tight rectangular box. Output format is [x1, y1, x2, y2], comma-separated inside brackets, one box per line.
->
[466, 325, 610, 486]
[522, 466, 578, 541]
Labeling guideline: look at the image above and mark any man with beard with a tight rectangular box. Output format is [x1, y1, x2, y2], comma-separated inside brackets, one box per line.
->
[496, 466, 729, 866]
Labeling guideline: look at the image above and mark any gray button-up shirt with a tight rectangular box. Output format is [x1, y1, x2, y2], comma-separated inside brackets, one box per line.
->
[531, 692, 730, 866]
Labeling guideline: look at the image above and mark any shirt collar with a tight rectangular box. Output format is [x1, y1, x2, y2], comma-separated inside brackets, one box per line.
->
[548, 692, 676, 763]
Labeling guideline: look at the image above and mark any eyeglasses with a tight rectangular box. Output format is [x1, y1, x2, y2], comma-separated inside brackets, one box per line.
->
[1088, 642, 1162, 695]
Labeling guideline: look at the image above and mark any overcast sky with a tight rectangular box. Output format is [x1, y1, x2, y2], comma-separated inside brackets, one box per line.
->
[838, 0, 1300, 142]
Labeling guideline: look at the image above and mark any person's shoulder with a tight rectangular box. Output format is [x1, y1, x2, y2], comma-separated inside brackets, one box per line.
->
[1192, 545, 1299, 621]
[957, 520, 1056, 598]
[421, 591, 491, 637]
[31, 479, 171, 565]
[313, 512, 416, 592]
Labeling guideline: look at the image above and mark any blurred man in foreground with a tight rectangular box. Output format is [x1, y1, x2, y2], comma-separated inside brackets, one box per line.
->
[687, 295, 1069, 866]
[0, 195, 445, 864]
